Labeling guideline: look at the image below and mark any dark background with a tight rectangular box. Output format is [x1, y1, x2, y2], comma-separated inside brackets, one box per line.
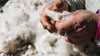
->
[0, 0, 8, 8]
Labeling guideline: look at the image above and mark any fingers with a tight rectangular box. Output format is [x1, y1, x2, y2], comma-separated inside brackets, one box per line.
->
[50, 20, 56, 26]
[55, 21, 65, 35]
[47, 25, 52, 30]
[57, 30, 65, 35]
[58, 15, 64, 20]
[43, 21, 57, 33]
[47, 20, 56, 30]
[44, 24, 52, 30]
[48, 28, 57, 33]
[48, 20, 57, 33]
[65, 37, 69, 42]
[43, 23, 50, 29]
[55, 21, 62, 31]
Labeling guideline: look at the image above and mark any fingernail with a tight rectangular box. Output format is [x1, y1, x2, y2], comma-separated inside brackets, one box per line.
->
[47, 26, 51, 30]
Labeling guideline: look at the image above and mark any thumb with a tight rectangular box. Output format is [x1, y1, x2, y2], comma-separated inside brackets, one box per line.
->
[65, 37, 69, 42]
[57, 30, 64, 35]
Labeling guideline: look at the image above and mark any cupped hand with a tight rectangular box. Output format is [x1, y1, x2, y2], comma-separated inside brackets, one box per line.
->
[55, 10, 98, 45]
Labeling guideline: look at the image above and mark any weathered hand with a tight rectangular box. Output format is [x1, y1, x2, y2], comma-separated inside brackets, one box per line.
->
[40, 0, 68, 33]
[58, 15, 64, 20]
[55, 21, 65, 35]
[41, 19, 57, 33]
[56, 10, 99, 45]
[48, 20, 57, 33]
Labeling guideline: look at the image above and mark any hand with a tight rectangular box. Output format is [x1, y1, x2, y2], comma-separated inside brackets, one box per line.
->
[42, 19, 57, 33]
[55, 21, 65, 35]
[58, 15, 64, 20]
[56, 10, 98, 45]
[48, 20, 57, 33]
[40, 0, 68, 33]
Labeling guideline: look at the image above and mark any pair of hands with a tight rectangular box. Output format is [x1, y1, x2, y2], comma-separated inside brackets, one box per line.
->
[40, 0, 99, 45]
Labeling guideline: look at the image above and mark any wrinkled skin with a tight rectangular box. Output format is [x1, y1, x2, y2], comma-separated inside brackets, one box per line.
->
[56, 10, 100, 45]
[40, 0, 68, 33]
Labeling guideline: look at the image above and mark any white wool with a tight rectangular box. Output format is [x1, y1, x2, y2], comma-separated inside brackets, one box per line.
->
[0, 3, 36, 53]
[46, 10, 74, 21]
[0, 53, 8, 56]
[53, 38, 75, 56]
[35, 30, 57, 55]
[0, 0, 99, 56]
[0, 0, 60, 55]
[21, 45, 37, 56]
[35, 29, 76, 56]
[0, 0, 39, 53]
[46, 10, 70, 21]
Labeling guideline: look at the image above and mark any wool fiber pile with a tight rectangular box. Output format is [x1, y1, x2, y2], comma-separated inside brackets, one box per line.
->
[0, 0, 100, 56]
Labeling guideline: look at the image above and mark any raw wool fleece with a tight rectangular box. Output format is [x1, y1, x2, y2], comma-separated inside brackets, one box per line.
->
[46, 10, 71, 21]
[0, 0, 99, 56]
[0, 0, 77, 56]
